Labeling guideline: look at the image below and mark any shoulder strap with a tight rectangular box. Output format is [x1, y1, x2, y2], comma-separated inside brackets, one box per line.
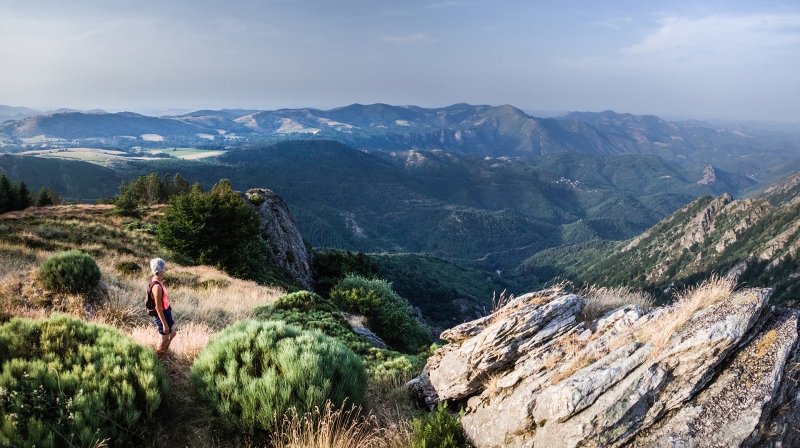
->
[147, 279, 163, 298]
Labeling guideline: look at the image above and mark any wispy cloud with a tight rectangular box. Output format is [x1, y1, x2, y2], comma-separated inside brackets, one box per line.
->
[381, 33, 435, 44]
[624, 13, 800, 61]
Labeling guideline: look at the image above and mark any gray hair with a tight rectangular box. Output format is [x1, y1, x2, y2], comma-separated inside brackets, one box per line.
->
[150, 258, 166, 275]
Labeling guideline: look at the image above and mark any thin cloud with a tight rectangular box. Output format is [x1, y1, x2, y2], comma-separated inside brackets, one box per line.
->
[624, 13, 800, 61]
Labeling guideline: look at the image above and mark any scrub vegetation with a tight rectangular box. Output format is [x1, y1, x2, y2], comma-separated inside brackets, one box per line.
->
[0, 200, 467, 447]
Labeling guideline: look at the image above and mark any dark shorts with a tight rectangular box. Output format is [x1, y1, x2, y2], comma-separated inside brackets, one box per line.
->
[154, 307, 174, 335]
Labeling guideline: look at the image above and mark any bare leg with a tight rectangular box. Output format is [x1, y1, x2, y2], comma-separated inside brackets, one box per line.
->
[156, 330, 176, 357]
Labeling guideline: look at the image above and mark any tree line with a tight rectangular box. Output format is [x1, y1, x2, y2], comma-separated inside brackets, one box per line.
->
[99, 172, 192, 214]
[0, 174, 63, 213]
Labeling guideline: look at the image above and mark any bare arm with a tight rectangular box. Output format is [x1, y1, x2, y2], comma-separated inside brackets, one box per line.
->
[153, 283, 170, 334]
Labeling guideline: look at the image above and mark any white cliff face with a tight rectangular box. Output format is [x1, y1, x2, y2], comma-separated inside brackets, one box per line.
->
[240, 188, 314, 291]
[411, 287, 800, 448]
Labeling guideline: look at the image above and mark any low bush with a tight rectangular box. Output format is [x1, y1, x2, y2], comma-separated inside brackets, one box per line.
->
[38, 250, 101, 294]
[272, 290, 331, 312]
[114, 260, 142, 277]
[190, 320, 368, 433]
[0, 314, 168, 447]
[254, 292, 425, 378]
[254, 291, 371, 355]
[412, 403, 469, 448]
[331, 275, 431, 353]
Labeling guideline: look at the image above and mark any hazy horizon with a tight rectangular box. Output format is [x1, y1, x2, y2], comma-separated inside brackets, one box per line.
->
[1, 0, 798, 122]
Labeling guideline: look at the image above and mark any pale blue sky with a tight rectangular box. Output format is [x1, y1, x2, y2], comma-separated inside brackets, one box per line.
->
[0, 0, 798, 121]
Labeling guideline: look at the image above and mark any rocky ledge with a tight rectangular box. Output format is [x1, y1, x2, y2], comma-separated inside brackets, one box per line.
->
[410, 287, 800, 448]
[240, 188, 314, 290]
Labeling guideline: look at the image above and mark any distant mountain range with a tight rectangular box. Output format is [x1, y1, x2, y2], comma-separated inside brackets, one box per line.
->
[0, 106, 106, 123]
[2, 104, 799, 175]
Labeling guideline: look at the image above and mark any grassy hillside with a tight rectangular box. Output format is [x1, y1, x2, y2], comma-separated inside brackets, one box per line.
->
[119, 141, 748, 272]
[0, 204, 435, 446]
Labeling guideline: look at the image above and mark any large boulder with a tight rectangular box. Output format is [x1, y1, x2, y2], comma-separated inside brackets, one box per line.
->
[412, 286, 800, 447]
[240, 188, 313, 290]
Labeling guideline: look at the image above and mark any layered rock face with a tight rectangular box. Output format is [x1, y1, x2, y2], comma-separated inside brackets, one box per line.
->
[240, 188, 314, 290]
[412, 288, 800, 448]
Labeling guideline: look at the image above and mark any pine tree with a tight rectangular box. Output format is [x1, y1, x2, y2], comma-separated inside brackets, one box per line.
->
[36, 186, 53, 207]
[16, 181, 31, 210]
[173, 173, 191, 195]
[46, 187, 62, 205]
[0, 175, 11, 213]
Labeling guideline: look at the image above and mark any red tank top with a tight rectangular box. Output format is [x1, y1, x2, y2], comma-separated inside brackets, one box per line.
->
[150, 278, 169, 310]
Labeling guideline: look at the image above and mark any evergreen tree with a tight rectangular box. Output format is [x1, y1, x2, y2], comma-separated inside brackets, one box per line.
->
[0, 175, 11, 213]
[173, 173, 191, 194]
[16, 182, 32, 210]
[156, 179, 271, 282]
[36, 187, 53, 207]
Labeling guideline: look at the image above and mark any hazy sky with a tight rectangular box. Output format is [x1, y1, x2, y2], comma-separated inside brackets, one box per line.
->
[1, 0, 798, 121]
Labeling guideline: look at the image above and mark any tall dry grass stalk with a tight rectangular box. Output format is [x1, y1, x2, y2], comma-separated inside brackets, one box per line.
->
[579, 285, 654, 322]
[636, 274, 736, 353]
[270, 401, 412, 448]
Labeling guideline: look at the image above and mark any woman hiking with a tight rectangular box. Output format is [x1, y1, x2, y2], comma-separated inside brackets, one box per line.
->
[149, 258, 176, 357]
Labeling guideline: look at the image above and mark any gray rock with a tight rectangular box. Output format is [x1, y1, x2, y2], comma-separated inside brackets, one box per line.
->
[530, 289, 770, 448]
[240, 188, 313, 290]
[416, 286, 800, 448]
[428, 292, 583, 401]
[629, 307, 798, 448]
[407, 366, 440, 410]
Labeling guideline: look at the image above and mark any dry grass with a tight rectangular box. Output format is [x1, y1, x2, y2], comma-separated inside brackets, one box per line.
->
[483, 372, 504, 398]
[579, 285, 654, 322]
[636, 274, 736, 354]
[270, 401, 413, 448]
[546, 333, 594, 384]
[129, 322, 213, 365]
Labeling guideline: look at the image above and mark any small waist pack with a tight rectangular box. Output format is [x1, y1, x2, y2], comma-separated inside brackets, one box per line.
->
[145, 280, 159, 317]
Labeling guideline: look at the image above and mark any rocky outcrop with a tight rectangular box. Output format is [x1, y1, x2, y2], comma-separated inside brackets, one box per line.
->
[697, 165, 717, 185]
[678, 192, 732, 249]
[240, 188, 314, 290]
[411, 287, 800, 448]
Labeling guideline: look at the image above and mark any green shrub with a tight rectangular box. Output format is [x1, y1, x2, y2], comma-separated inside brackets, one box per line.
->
[330, 275, 431, 353]
[412, 402, 469, 448]
[0, 314, 168, 447]
[161, 271, 199, 288]
[194, 278, 230, 289]
[311, 249, 379, 298]
[190, 320, 367, 433]
[114, 260, 142, 277]
[254, 292, 371, 355]
[272, 290, 329, 312]
[38, 250, 101, 294]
